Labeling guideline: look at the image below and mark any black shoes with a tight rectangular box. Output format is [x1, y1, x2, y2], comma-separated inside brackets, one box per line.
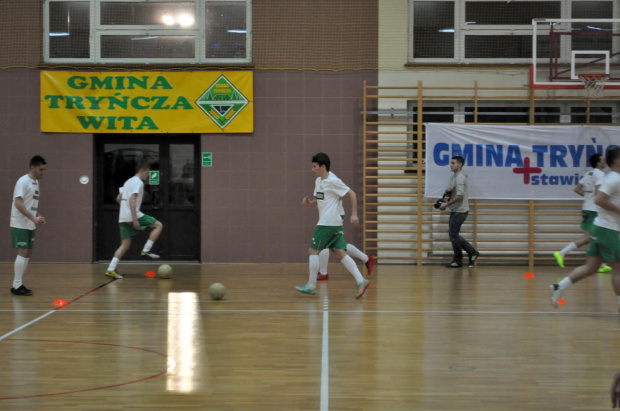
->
[468, 251, 480, 267]
[11, 285, 33, 296]
[446, 261, 462, 268]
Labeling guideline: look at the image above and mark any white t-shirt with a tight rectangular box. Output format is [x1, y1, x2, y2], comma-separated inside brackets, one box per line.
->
[118, 176, 145, 223]
[331, 172, 346, 217]
[580, 168, 605, 211]
[593, 171, 620, 231]
[10, 174, 40, 230]
[314, 172, 351, 226]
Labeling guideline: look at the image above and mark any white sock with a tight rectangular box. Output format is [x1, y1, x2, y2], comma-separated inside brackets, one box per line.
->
[559, 242, 578, 256]
[319, 249, 329, 275]
[142, 240, 154, 253]
[308, 255, 319, 288]
[346, 244, 368, 263]
[340, 254, 364, 284]
[558, 277, 573, 291]
[108, 257, 120, 271]
[13, 255, 29, 288]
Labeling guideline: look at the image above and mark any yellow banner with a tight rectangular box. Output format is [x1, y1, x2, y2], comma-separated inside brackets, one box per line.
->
[40, 71, 253, 133]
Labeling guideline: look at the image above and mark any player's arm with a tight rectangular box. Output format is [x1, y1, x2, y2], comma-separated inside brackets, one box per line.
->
[116, 192, 122, 205]
[595, 190, 620, 214]
[573, 183, 585, 197]
[303, 196, 317, 207]
[14, 197, 45, 226]
[129, 193, 140, 229]
[343, 189, 359, 227]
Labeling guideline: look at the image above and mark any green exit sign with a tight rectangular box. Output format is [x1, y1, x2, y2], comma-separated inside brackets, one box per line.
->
[149, 170, 160, 185]
[202, 152, 212, 167]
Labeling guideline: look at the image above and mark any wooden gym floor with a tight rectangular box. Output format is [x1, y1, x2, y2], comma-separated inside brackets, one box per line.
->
[0, 261, 619, 410]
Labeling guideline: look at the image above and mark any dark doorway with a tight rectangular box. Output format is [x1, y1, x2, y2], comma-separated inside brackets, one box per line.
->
[95, 134, 200, 261]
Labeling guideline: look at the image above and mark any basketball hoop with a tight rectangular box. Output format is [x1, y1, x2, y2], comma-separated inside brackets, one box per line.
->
[578, 73, 609, 98]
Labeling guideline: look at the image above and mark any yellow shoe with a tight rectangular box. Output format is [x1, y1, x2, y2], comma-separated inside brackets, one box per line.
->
[598, 265, 612, 273]
[553, 252, 564, 268]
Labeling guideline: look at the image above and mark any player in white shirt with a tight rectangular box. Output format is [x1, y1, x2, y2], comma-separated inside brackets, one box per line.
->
[105, 162, 163, 279]
[9, 156, 47, 296]
[316, 181, 375, 281]
[296, 153, 370, 299]
[550, 147, 620, 310]
[553, 153, 610, 272]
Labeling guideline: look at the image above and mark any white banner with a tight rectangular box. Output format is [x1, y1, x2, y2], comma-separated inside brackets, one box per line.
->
[425, 124, 620, 200]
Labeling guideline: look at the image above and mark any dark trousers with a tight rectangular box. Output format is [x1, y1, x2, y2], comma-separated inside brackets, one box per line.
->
[448, 211, 476, 261]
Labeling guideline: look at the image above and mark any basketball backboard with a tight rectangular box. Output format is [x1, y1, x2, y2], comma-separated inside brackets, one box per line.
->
[531, 18, 620, 90]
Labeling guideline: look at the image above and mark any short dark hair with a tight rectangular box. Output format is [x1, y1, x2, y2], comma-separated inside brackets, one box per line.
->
[451, 155, 464, 166]
[135, 161, 151, 173]
[606, 147, 620, 168]
[589, 153, 603, 168]
[312, 152, 330, 171]
[30, 155, 46, 167]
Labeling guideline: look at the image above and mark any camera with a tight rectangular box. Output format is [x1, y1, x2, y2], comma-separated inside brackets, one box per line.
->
[433, 190, 451, 209]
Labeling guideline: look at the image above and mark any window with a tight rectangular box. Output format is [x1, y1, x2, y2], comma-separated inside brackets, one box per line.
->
[409, 0, 615, 63]
[571, 106, 614, 123]
[44, 0, 252, 64]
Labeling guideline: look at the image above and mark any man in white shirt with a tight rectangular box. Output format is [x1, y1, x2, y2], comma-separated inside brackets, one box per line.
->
[553, 153, 610, 272]
[9, 156, 47, 296]
[317, 180, 375, 281]
[550, 147, 620, 310]
[296, 153, 370, 299]
[105, 162, 163, 279]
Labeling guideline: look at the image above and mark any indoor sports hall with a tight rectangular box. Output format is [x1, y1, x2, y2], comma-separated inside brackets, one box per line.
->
[1, 1, 620, 410]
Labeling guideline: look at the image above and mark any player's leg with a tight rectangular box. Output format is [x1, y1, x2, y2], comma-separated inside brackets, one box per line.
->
[11, 228, 34, 296]
[106, 237, 131, 279]
[554, 234, 588, 268]
[318, 248, 330, 280]
[296, 247, 319, 295]
[550, 225, 612, 308]
[107, 223, 136, 279]
[346, 243, 376, 276]
[296, 226, 328, 295]
[555, 211, 596, 268]
[332, 231, 369, 299]
[549, 255, 601, 308]
[140, 215, 163, 259]
[608, 263, 620, 313]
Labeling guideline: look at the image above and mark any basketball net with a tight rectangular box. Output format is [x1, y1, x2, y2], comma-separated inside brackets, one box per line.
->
[578, 73, 609, 98]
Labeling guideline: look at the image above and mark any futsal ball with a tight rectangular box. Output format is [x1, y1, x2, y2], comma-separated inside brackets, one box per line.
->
[209, 283, 226, 300]
[157, 264, 172, 279]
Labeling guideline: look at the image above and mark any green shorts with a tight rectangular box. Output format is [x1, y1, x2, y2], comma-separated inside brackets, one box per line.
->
[119, 215, 157, 240]
[310, 225, 347, 251]
[586, 225, 620, 262]
[580, 210, 597, 232]
[11, 227, 35, 249]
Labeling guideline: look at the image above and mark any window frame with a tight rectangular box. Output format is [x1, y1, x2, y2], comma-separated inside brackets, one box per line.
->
[408, 0, 617, 64]
[43, 0, 252, 64]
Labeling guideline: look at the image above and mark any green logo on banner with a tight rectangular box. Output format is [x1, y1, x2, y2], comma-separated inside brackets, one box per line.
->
[196, 75, 248, 129]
